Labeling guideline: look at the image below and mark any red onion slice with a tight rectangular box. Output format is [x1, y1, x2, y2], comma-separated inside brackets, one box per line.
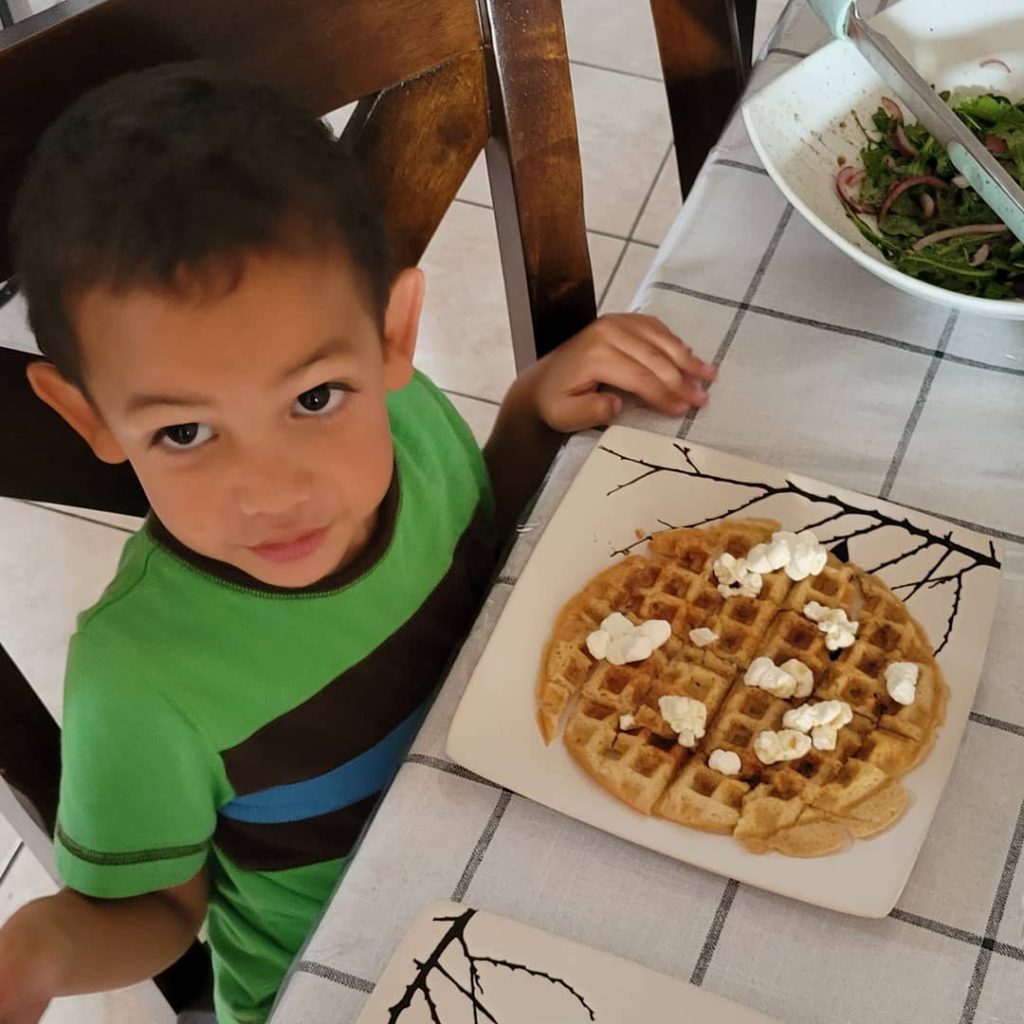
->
[893, 124, 918, 157]
[878, 175, 948, 223]
[970, 243, 992, 267]
[980, 58, 1012, 73]
[835, 166, 875, 213]
[985, 135, 1010, 154]
[910, 223, 1008, 253]
[918, 193, 936, 218]
[952, 174, 969, 189]
[880, 96, 904, 123]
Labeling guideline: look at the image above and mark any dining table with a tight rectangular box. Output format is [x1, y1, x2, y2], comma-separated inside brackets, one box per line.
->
[269, 1, 1024, 1020]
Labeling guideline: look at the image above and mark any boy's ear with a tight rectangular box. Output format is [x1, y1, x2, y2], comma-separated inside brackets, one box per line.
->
[26, 362, 128, 465]
[381, 267, 424, 392]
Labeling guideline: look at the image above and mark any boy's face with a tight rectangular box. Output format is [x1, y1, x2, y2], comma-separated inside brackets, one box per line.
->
[55, 251, 421, 588]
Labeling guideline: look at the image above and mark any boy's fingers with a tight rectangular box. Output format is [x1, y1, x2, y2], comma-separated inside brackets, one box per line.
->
[608, 314, 717, 382]
[599, 331, 713, 407]
[583, 344, 705, 414]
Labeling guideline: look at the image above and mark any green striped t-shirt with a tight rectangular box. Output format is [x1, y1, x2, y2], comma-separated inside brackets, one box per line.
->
[54, 371, 496, 1023]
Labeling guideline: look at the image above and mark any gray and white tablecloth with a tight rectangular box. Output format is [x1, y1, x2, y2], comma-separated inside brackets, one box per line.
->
[271, 2, 1024, 1021]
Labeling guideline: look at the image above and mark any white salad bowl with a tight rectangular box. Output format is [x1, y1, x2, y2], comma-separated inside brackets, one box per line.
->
[742, 0, 1024, 320]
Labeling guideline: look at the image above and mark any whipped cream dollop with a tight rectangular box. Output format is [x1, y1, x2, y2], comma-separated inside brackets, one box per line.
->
[885, 661, 919, 705]
[803, 602, 859, 651]
[586, 612, 672, 665]
[746, 529, 828, 581]
[712, 553, 763, 599]
[782, 699, 853, 751]
[688, 627, 719, 648]
[658, 695, 707, 748]
[708, 748, 742, 776]
[753, 729, 812, 765]
[743, 656, 814, 699]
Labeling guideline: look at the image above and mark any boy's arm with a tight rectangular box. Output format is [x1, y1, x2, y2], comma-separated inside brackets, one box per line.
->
[0, 868, 208, 1023]
[484, 313, 716, 535]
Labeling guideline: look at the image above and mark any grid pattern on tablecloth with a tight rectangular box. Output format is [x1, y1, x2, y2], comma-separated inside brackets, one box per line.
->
[273, 1, 1024, 1020]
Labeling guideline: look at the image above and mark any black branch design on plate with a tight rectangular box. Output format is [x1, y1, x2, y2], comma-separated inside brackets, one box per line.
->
[387, 909, 595, 1023]
[599, 442, 999, 655]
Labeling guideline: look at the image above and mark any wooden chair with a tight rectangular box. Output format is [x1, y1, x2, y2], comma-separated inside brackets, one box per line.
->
[0, 0, 594, 1018]
[651, 0, 758, 196]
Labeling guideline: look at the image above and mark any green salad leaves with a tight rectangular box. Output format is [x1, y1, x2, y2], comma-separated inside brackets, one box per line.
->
[838, 92, 1024, 299]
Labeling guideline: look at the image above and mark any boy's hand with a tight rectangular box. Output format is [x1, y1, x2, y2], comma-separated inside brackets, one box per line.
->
[521, 313, 717, 434]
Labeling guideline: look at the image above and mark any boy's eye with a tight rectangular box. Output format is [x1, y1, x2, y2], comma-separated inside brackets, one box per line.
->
[156, 422, 214, 450]
[294, 383, 347, 417]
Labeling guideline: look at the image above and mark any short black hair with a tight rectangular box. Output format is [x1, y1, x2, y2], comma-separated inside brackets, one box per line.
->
[11, 64, 393, 388]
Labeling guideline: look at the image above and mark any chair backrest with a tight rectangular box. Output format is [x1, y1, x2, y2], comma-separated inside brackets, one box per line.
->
[0, 0, 595, 513]
[650, 0, 756, 196]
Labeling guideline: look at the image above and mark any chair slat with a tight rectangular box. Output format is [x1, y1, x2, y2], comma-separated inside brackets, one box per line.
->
[650, 0, 752, 197]
[0, 0, 482, 277]
[344, 50, 489, 271]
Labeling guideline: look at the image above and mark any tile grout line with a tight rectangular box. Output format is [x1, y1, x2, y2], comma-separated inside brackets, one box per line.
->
[598, 142, 675, 310]
[293, 960, 375, 993]
[451, 789, 512, 903]
[879, 309, 957, 500]
[690, 878, 740, 986]
[648, 279, 1024, 383]
[959, 791, 1024, 1023]
[440, 386, 501, 408]
[452, 197, 652, 248]
[599, 240, 632, 311]
[454, 196, 494, 213]
[13, 498, 139, 535]
[677, 204, 794, 440]
[0, 841, 24, 889]
[568, 57, 664, 84]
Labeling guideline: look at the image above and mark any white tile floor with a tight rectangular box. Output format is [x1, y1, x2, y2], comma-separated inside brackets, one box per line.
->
[0, 1, 787, 1020]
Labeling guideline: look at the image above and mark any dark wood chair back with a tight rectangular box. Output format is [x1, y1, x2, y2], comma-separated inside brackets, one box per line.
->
[651, 0, 757, 196]
[0, 0, 593, 1012]
[0, 0, 594, 813]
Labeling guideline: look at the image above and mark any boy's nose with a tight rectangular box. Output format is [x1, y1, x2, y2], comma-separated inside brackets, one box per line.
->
[233, 451, 314, 518]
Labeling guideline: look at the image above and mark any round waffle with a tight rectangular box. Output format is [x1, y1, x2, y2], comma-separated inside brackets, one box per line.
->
[537, 518, 947, 857]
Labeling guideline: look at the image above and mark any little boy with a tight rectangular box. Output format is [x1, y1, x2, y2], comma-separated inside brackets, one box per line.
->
[0, 66, 714, 1024]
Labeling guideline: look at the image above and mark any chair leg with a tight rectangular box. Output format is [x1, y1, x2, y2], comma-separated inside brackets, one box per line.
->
[650, 0, 750, 199]
[479, 0, 597, 367]
[0, 640, 60, 836]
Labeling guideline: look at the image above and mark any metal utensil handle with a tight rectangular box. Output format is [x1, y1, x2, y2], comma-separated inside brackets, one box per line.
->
[806, 0, 855, 38]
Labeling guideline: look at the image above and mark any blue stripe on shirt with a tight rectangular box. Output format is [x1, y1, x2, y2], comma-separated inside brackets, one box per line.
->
[218, 709, 424, 824]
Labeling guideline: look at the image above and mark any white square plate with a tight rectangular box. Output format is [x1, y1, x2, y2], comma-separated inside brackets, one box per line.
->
[447, 426, 1002, 917]
[742, 0, 1024, 320]
[354, 900, 780, 1023]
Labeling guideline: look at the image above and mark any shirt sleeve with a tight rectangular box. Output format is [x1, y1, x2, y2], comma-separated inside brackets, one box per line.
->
[55, 633, 220, 897]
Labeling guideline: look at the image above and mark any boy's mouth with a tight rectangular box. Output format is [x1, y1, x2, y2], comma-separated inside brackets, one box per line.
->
[247, 527, 329, 564]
